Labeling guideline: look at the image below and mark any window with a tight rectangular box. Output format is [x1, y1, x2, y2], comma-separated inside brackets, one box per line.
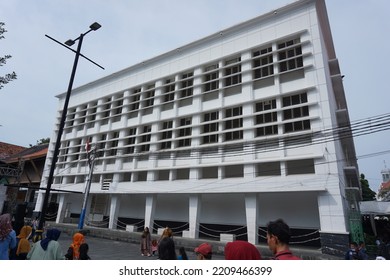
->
[175, 168, 190, 180]
[86, 102, 97, 128]
[157, 170, 170, 181]
[142, 85, 155, 112]
[130, 88, 141, 111]
[163, 78, 175, 103]
[98, 133, 107, 153]
[224, 165, 244, 178]
[224, 57, 241, 87]
[107, 132, 119, 156]
[127, 88, 141, 119]
[278, 38, 303, 72]
[125, 127, 137, 154]
[224, 106, 243, 141]
[160, 121, 173, 150]
[137, 171, 148, 181]
[284, 120, 310, 133]
[177, 117, 192, 147]
[101, 97, 111, 119]
[180, 72, 193, 98]
[283, 106, 309, 120]
[140, 125, 151, 152]
[202, 111, 219, 144]
[255, 99, 277, 135]
[257, 162, 281, 176]
[286, 159, 315, 175]
[201, 166, 218, 179]
[112, 99, 123, 122]
[253, 46, 274, 79]
[204, 64, 219, 92]
[282, 92, 307, 107]
[282, 93, 310, 133]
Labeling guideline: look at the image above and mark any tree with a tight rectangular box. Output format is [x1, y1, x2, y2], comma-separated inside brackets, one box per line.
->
[360, 174, 376, 201]
[29, 138, 50, 147]
[0, 22, 17, 90]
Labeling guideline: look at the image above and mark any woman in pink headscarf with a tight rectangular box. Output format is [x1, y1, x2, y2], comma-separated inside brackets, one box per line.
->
[0, 213, 17, 260]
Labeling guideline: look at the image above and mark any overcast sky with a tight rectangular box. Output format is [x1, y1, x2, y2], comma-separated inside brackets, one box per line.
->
[1, 0, 389, 191]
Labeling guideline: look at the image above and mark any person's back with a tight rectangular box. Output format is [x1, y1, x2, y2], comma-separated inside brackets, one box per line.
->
[0, 214, 17, 260]
[27, 228, 64, 260]
[79, 243, 91, 260]
[158, 237, 176, 260]
[274, 250, 301, 260]
[65, 232, 85, 260]
[27, 239, 64, 260]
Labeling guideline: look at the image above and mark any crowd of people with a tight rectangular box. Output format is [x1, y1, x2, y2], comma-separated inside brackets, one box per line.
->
[141, 218, 301, 260]
[0, 213, 90, 260]
[2, 212, 389, 260]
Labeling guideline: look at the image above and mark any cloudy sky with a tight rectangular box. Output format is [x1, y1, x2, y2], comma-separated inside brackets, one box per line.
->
[1, 0, 389, 191]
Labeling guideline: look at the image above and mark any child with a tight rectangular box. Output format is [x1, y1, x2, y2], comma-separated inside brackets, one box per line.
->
[177, 246, 188, 260]
[151, 239, 158, 256]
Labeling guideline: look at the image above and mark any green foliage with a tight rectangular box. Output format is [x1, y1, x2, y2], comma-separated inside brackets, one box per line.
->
[360, 174, 377, 201]
[29, 138, 50, 147]
[0, 22, 17, 90]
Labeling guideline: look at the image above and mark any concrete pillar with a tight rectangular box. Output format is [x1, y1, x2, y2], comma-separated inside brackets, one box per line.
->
[245, 194, 259, 244]
[109, 194, 121, 229]
[56, 194, 67, 223]
[188, 194, 201, 239]
[144, 195, 156, 230]
[33, 191, 44, 213]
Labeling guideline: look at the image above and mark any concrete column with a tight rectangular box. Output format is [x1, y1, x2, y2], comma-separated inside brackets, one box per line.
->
[245, 194, 259, 244]
[56, 194, 67, 223]
[33, 191, 44, 213]
[109, 194, 121, 229]
[144, 195, 156, 230]
[189, 194, 201, 239]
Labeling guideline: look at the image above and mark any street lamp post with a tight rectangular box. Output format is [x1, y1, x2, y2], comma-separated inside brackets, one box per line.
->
[37, 23, 102, 237]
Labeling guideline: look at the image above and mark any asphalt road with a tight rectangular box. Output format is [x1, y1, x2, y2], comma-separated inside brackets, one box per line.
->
[57, 231, 224, 260]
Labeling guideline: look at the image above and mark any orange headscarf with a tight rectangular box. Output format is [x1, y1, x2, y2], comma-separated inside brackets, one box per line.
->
[16, 225, 32, 256]
[70, 232, 85, 260]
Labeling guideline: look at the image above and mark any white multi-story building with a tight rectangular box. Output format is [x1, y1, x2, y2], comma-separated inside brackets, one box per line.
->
[36, 0, 361, 254]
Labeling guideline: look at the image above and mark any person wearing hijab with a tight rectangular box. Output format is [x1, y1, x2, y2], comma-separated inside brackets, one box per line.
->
[140, 227, 152, 257]
[224, 240, 262, 260]
[15, 225, 32, 260]
[65, 232, 85, 260]
[27, 228, 64, 260]
[0, 213, 17, 260]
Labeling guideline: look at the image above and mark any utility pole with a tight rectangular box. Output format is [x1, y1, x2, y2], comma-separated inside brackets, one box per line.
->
[78, 142, 97, 229]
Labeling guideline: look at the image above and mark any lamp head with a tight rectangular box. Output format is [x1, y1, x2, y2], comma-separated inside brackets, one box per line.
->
[90, 22, 101, 31]
[65, 39, 75, 46]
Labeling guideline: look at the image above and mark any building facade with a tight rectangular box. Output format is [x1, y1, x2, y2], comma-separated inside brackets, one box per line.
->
[36, 0, 361, 255]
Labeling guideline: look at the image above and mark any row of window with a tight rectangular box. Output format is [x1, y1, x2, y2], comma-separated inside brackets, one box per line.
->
[58, 92, 311, 163]
[63, 37, 305, 131]
[54, 159, 315, 186]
